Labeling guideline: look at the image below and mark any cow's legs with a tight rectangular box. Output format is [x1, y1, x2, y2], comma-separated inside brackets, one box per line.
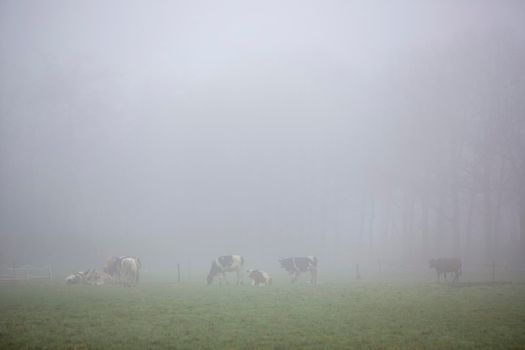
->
[291, 272, 296, 283]
[222, 272, 229, 284]
[444, 272, 447, 281]
[311, 268, 318, 285]
[236, 269, 244, 285]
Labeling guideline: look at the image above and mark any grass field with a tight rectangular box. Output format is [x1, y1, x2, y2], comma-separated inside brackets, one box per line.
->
[1, 277, 525, 349]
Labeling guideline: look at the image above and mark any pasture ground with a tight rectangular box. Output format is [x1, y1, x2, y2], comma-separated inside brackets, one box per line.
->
[1, 275, 525, 349]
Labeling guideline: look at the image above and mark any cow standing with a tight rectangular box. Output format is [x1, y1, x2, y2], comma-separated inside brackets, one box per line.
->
[104, 256, 142, 287]
[207, 255, 244, 285]
[279, 256, 318, 284]
[247, 269, 272, 286]
[429, 257, 462, 282]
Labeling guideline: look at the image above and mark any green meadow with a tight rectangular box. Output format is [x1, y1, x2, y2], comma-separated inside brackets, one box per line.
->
[1, 277, 524, 349]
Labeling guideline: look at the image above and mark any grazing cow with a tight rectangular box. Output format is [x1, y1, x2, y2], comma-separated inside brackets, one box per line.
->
[429, 257, 462, 282]
[247, 269, 272, 286]
[207, 255, 244, 285]
[104, 256, 142, 287]
[279, 256, 318, 284]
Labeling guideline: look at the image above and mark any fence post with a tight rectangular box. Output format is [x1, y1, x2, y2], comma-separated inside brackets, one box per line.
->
[177, 264, 181, 283]
[356, 264, 361, 280]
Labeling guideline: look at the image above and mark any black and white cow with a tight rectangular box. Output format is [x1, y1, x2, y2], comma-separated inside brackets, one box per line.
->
[65, 269, 112, 285]
[207, 255, 244, 285]
[65, 271, 88, 285]
[279, 256, 318, 284]
[247, 269, 272, 286]
[104, 256, 142, 287]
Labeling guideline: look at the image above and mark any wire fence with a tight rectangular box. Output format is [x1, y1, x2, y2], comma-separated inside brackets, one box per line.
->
[0, 265, 53, 282]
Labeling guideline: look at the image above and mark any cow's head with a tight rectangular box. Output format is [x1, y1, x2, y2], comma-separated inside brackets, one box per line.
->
[207, 261, 221, 285]
[104, 257, 120, 276]
[278, 258, 293, 270]
[65, 274, 79, 285]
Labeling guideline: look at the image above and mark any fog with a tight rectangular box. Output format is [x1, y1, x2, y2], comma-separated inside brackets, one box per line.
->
[1, 0, 524, 274]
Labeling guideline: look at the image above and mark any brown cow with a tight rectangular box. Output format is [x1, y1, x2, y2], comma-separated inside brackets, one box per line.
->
[429, 257, 462, 282]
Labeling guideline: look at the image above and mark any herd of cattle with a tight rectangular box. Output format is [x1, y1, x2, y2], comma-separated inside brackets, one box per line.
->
[65, 255, 318, 287]
[205, 255, 318, 286]
[65, 255, 462, 287]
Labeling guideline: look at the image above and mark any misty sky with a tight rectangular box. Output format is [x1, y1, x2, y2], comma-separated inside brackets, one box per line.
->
[1, 1, 524, 270]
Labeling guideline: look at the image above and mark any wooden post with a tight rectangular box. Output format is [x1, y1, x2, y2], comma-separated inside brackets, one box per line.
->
[177, 264, 181, 283]
[356, 264, 361, 280]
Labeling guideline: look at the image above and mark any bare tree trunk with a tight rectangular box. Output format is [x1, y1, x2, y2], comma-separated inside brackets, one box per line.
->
[451, 187, 461, 257]
[465, 191, 475, 252]
[358, 193, 366, 244]
[521, 143, 525, 266]
[492, 156, 508, 263]
[519, 188, 525, 266]
[483, 160, 494, 264]
[384, 191, 395, 255]
[493, 188, 504, 263]
[483, 189, 494, 264]
[402, 191, 415, 262]
[421, 196, 430, 260]
[434, 192, 446, 257]
[368, 196, 375, 249]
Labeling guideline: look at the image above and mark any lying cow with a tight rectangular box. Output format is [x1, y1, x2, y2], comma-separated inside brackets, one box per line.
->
[104, 256, 142, 287]
[85, 269, 112, 285]
[65, 269, 112, 285]
[279, 256, 318, 284]
[247, 269, 272, 286]
[207, 255, 244, 285]
[65, 271, 88, 285]
[429, 257, 462, 282]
